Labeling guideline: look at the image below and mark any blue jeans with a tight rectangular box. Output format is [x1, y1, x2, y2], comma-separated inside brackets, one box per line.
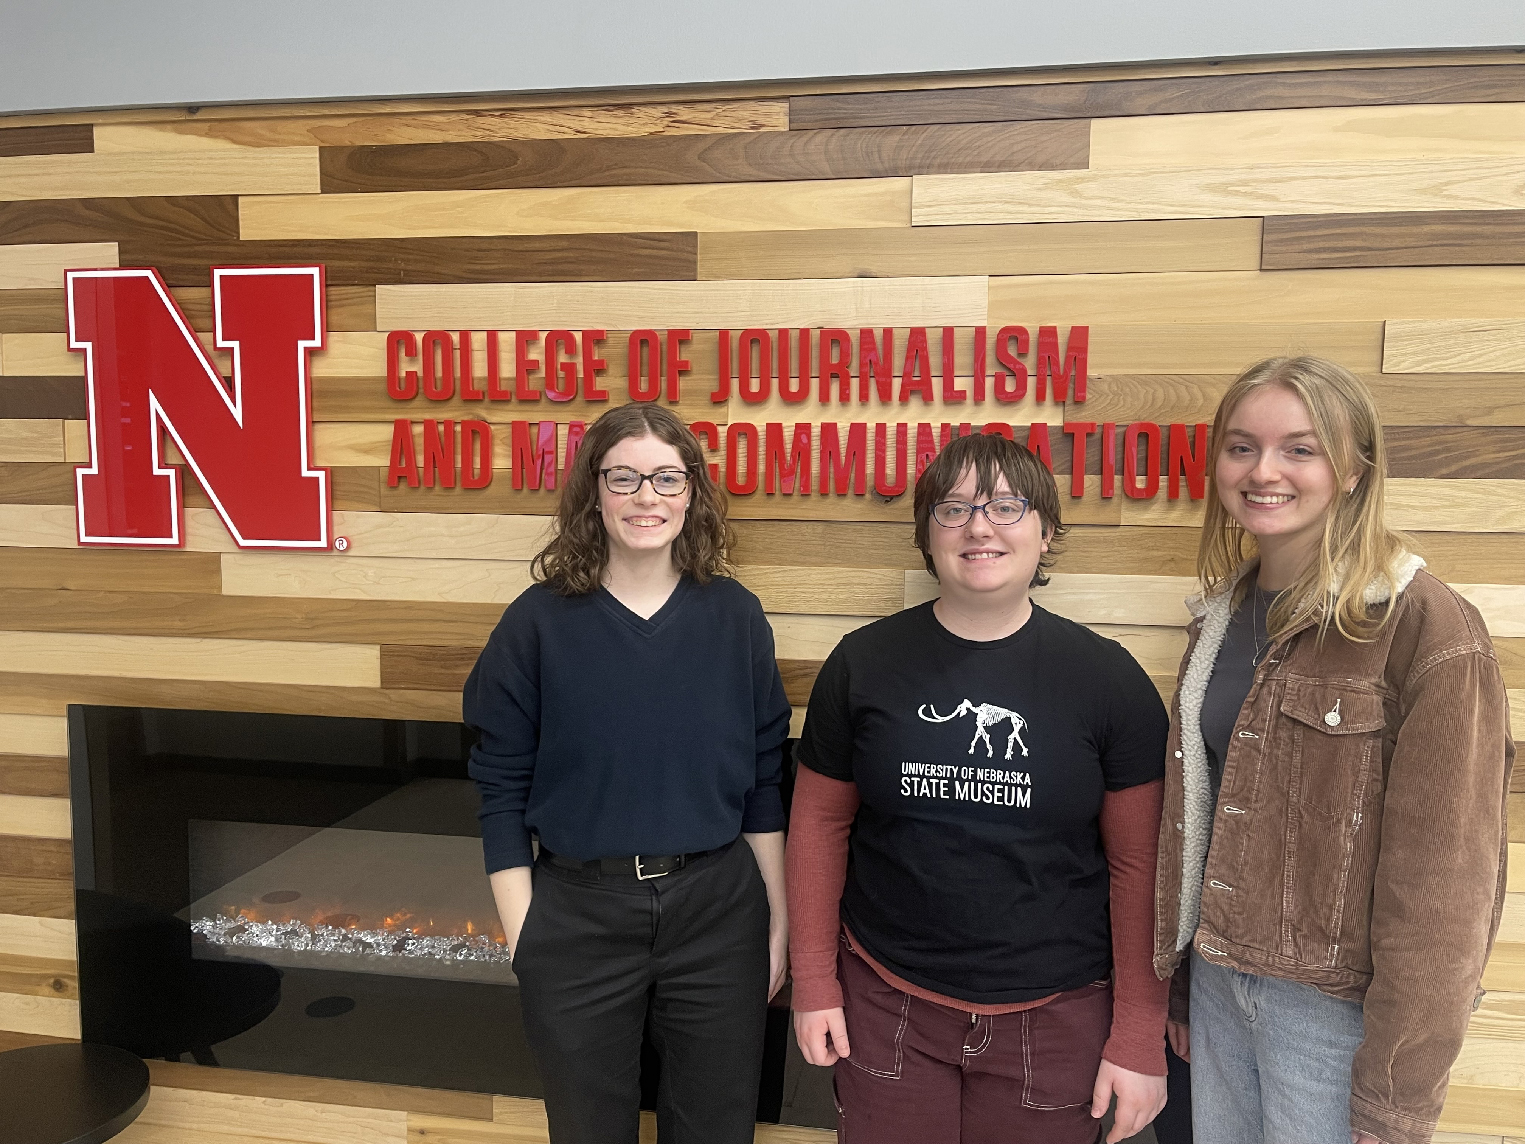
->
[1189, 949, 1364, 1144]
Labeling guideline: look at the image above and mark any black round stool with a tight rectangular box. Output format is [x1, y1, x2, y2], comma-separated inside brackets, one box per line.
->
[0, 1043, 150, 1144]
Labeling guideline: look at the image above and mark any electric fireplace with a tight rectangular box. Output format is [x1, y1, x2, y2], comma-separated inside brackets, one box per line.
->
[67, 704, 817, 1123]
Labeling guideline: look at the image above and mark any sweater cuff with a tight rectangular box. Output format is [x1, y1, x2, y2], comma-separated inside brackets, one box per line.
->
[741, 784, 786, 833]
[480, 810, 534, 874]
[1101, 1001, 1167, 1077]
[790, 971, 845, 1014]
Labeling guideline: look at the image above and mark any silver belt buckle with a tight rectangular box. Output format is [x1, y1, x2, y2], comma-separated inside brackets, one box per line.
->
[635, 856, 670, 881]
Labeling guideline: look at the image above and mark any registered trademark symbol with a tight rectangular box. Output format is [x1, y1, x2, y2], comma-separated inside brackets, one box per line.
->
[334, 537, 350, 552]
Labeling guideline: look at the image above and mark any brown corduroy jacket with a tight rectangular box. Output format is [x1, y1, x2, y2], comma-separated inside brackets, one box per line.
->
[1153, 557, 1514, 1144]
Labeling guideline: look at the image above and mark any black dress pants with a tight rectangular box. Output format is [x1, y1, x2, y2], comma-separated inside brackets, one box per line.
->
[512, 839, 771, 1144]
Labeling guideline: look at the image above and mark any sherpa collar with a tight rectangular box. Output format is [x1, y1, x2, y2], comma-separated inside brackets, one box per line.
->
[1172, 550, 1426, 951]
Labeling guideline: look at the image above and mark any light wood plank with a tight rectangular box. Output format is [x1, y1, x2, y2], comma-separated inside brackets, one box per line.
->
[1388, 480, 1525, 533]
[1455, 586, 1525, 637]
[94, 101, 789, 150]
[1484, 942, 1525, 992]
[0, 631, 380, 688]
[738, 566, 903, 617]
[222, 553, 534, 605]
[1385, 320, 1525, 374]
[1510, 691, 1525, 744]
[239, 180, 911, 240]
[1468, 991, 1525, 1041]
[1087, 322, 1384, 374]
[0, 913, 74, 960]
[1439, 1083, 1525, 1136]
[147, 1061, 494, 1120]
[0, 715, 66, 756]
[0, 990, 77, 1038]
[328, 512, 549, 562]
[492, 1096, 549, 1129]
[913, 159, 1525, 226]
[697, 218, 1263, 280]
[0, 419, 61, 461]
[907, 570, 1194, 625]
[376, 277, 986, 331]
[121, 1086, 408, 1144]
[1512, 847, 1525, 894]
[0, 149, 321, 202]
[1091, 104, 1525, 168]
[410, 1111, 544, 1142]
[0, 242, 116, 290]
[1432, 1134, 1503, 1144]
[0, 796, 68, 840]
[993, 268, 1525, 326]
[767, 614, 872, 661]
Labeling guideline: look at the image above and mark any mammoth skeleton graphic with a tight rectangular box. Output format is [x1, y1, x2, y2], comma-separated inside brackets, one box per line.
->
[917, 700, 1030, 760]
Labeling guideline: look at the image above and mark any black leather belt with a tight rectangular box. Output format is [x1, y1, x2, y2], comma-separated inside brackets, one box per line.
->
[540, 844, 725, 881]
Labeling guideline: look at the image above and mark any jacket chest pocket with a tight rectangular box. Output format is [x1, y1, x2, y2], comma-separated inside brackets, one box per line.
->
[1280, 682, 1386, 817]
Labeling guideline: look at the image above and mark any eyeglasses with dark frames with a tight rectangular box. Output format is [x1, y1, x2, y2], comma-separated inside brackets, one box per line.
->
[931, 497, 1031, 528]
[600, 466, 693, 497]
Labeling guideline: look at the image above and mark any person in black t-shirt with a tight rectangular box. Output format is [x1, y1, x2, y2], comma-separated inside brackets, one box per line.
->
[785, 433, 1172, 1144]
[464, 404, 790, 1144]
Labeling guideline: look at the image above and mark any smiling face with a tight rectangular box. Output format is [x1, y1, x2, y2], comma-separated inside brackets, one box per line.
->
[597, 433, 690, 563]
[927, 466, 1049, 604]
[1216, 383, 1347, 566]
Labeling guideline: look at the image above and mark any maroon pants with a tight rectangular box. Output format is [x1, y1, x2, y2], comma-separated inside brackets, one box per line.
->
[832, 936, 1110, 1144]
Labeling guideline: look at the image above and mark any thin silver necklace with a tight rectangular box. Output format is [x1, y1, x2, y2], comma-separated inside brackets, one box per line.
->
[1251, 587, 1274, 668]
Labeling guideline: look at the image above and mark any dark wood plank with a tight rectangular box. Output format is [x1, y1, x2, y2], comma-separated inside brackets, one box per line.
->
[1263, 210, 1525, 269]
[119, 232, 698, 286]
[380, 644, 484, 690]
[0, 124, 92, 159]
[0, 835, 72, 881]
[1385, 427, 1525, 479]
[0, 463, 74, 505]
[731, 520, 920, 569]
[0, 953, 77, 997]
[376, 480, 560, 514]
[789, 64, 1525, 129]
[0, 548, 224, 594]
[0, 672, 461, 723]
[0, 755, 68, 799]
[778, 658, 822, 706]
[0, 587, 503, 646]
[318, 121, 1088, 193]
[145, 1060, 495, 1119]
[0, 294, 68, 335]
[0, 195, 239, 245]
[0, 876, 73, 920]
[0, 378, 87, 419]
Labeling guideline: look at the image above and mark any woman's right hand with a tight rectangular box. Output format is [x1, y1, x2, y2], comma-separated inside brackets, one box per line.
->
[1166, 1019, 1190, 1063]
[794, 1007, 851, 1066]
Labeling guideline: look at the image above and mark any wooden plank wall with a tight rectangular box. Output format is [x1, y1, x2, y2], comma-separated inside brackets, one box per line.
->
[1, 48, 1525, 1142]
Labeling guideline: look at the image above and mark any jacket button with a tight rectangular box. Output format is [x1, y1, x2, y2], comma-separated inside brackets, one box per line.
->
[1175, 822, 1183, 831]
[1174, 750, 1183, 758]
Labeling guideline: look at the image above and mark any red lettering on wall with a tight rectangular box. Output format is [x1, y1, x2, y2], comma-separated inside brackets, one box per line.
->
[581, 330, 608, 401]
[819, 330, 852, 404]
[1123, 421, 1161, 499]
[725, 422, 759, 494]
[561, 420, 586, 487]
[1036, 326, 1087, 403]
[739, 329, 771, 404]
[972, 326, 988, 403]
[422, 331, 454, 401]
[422, 418, 457, 488]
[387, 330, 419, 400]
[1101, 421, 1117, 499]
[993, 326, 1028, 403]
[900, 328, 933, 403]
[1063, 422, 1096, 498]
[514, 331, 542, 402]
[764, 422, 812, 494]
[711, 331, 733, 403]
[511, 420, 558, 490]
[1168, 422, 1209, 500]
[860, 329, 894, 403]
[545, 330, 578, 402]
[1025, 422, 1053, 471]
[461, 420, 492, 489]
[690, 420, 721, 483]
[665, 330, 691, 402]
[486, 331, 512, 400]
[941, 328, 966, 403]
[874, 422, 908, 497]
[819, 422, 867, 495]
[71, 267, 330, 548]
[388, 418, 419, 488]
[980, 422, 1014, 441]
[459, 332, 484, 401]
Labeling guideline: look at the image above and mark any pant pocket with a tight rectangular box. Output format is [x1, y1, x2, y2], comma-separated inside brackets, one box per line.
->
[836, 936, 911, 1080]
[1020, 981, 1112, 1109]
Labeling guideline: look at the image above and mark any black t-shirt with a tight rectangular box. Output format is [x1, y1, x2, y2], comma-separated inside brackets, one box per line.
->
[797, 601, 1168, 1004]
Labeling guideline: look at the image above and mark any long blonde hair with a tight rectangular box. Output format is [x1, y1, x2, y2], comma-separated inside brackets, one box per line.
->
[1197, 356, 1409, 642]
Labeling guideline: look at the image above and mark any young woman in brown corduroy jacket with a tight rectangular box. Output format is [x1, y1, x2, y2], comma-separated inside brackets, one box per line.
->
[1154, 356, 1514, 1144]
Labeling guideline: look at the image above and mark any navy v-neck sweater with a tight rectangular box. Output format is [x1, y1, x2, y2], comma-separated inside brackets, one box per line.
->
[463, 576, 791, 873]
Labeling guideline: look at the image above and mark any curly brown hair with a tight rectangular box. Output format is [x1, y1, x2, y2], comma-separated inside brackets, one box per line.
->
[531, 404, 734, 595]
[912, 433, 1067, 588]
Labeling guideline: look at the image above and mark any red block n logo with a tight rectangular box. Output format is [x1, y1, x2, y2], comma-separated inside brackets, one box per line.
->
[69, 267, 331, 548]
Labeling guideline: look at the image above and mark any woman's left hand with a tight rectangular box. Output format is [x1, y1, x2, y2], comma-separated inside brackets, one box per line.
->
[767, 917, 789, 1000]
[1091, 1059, 1167, 1144]
[1351, 1133, 1383, 1144]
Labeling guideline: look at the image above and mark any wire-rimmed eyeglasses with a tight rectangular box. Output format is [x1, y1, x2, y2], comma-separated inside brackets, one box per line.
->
[931, 497, 1031, 528]
[600, 466, 693, 497]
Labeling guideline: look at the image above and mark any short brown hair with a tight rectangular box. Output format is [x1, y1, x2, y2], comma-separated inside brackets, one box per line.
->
[912, 433, 1066, 587]
[531, 404, 733, 595]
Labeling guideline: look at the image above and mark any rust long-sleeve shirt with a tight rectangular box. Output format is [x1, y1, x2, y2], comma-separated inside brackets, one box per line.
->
[787, 766, 1169, 1076]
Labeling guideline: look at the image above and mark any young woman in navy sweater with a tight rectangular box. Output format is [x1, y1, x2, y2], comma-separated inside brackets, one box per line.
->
[465, 404, 791, 1144]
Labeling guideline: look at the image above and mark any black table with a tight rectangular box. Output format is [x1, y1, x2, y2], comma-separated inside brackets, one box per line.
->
[0, 1044, 150, 1144]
